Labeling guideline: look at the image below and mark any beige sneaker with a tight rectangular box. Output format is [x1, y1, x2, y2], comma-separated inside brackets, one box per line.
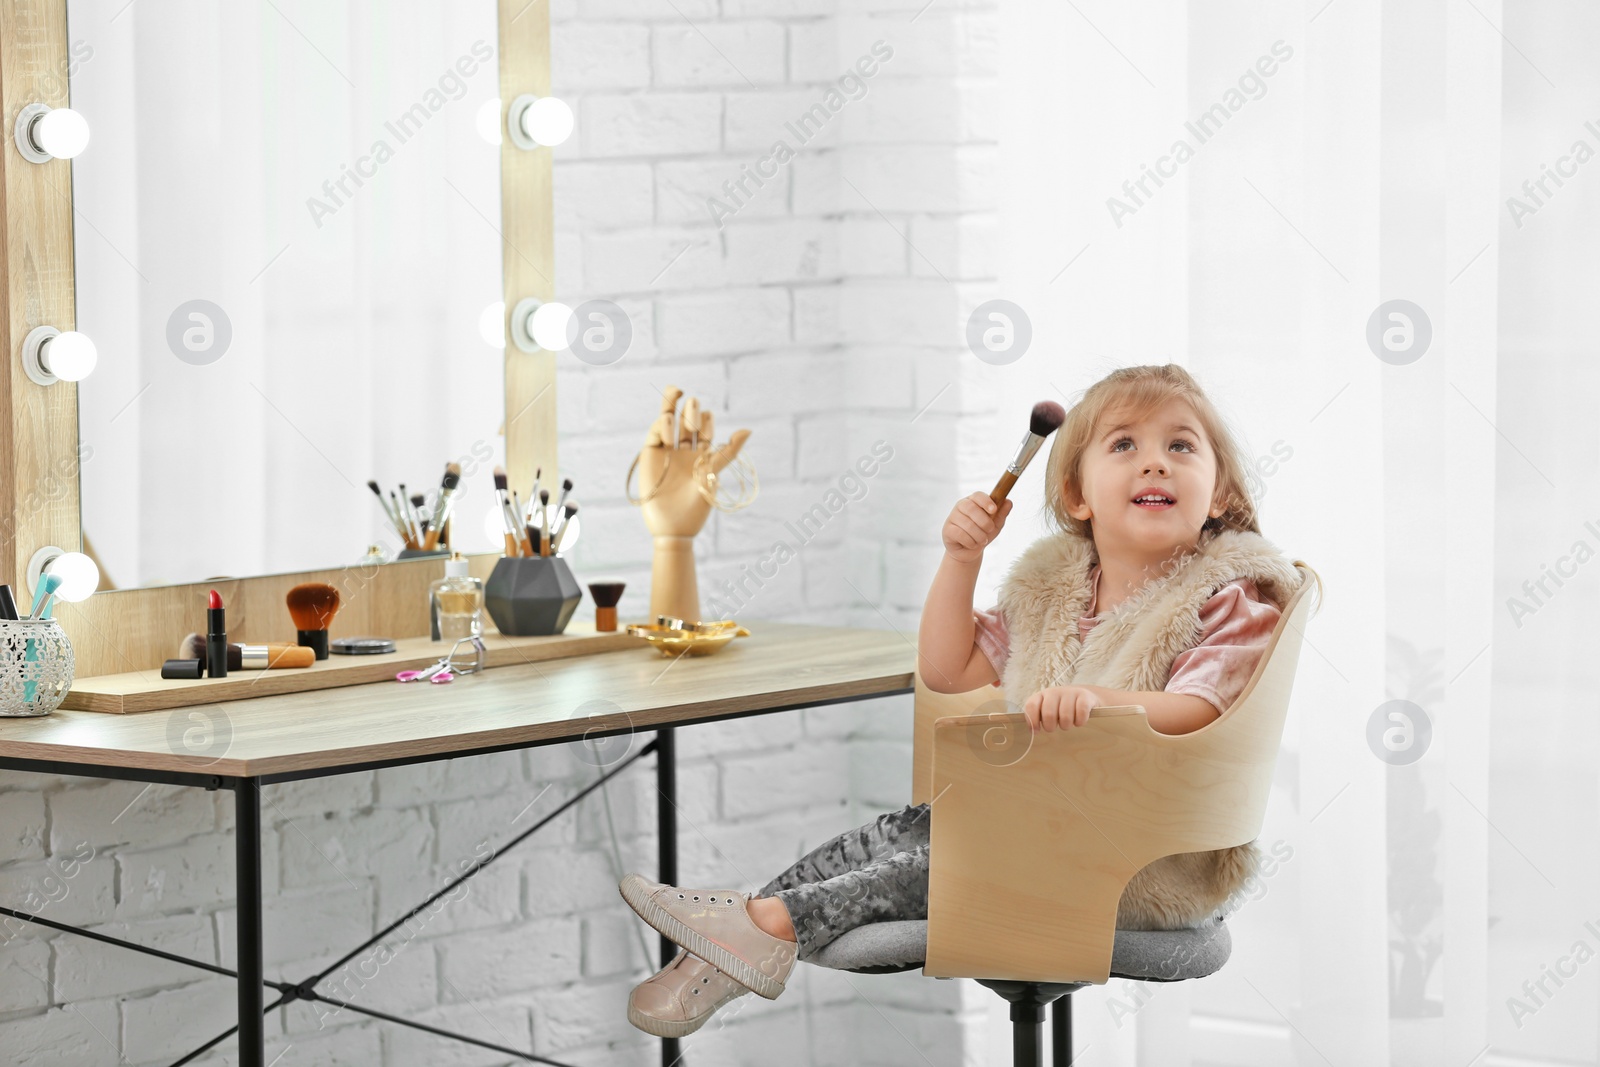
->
[627, 947, 752, 1038]
[618, 873, 798, 1000]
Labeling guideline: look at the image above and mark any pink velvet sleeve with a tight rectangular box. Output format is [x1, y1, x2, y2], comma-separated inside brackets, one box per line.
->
[972, 605, 1009, 687]
[1163, 579, 1282, 714]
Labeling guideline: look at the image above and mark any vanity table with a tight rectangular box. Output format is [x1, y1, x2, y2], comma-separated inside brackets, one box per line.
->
[0, 621, 915, 1067]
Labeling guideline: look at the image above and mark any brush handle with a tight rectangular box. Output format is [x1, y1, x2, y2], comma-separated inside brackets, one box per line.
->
[990, 470, 1019, 505]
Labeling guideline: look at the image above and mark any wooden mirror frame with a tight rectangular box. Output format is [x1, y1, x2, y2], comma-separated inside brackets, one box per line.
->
[0, 0, 557, 676]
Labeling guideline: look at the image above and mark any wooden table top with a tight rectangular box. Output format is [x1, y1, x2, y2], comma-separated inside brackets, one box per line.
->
[0, 622, 917, 780]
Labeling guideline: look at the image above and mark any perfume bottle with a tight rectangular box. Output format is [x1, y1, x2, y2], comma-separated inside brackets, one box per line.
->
[429, 552, 483, 641]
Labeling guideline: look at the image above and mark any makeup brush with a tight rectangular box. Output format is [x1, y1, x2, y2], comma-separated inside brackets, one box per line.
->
[537, 488, 551, 556]
[526, 466, 542, 522]
[991, 400, 1067, 505]
[423, 463, 462, 551]
[27, 574, 60, 618]
[492, 467, 519, 557]
[550, 498, 577, 544]
[368, 480, 406, 543]
[551, 502, 579, 554]
[587, 579, 625, 632]
[286, 582, 342, 660]
[550, 478, 574, 523]
[510, 487, 532, 556]
[410, 493, 429, 543]
[390, 489, 416, 548]
[180, 634, 316, 670]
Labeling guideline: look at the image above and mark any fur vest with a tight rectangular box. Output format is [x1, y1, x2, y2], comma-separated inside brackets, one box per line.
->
[994, 526, 1305, 930]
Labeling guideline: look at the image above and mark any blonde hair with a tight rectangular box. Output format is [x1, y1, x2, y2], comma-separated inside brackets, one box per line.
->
[1041, 364, 1261, 543]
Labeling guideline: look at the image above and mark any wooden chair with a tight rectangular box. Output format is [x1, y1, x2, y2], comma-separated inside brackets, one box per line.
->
[809, 561, 1320, 1066]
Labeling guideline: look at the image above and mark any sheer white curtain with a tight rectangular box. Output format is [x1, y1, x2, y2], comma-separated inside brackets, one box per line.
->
[984, 0, 1598, 1062]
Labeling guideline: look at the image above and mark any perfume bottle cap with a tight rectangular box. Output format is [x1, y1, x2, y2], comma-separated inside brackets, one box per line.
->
[445, 551, 469, 579]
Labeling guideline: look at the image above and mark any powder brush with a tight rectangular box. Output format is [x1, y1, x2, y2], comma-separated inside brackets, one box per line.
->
[286, 582, 342, 660]
[991, 400, 1067, 505]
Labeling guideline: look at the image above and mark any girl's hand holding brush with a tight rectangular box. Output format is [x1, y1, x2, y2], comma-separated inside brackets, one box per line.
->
[942, 492, 1013, 565]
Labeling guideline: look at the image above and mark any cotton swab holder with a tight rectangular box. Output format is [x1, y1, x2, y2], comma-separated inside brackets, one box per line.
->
[0, 617, 76, 717]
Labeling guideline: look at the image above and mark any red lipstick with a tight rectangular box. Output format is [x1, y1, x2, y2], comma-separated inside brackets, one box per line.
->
[207, 588, 228, 678]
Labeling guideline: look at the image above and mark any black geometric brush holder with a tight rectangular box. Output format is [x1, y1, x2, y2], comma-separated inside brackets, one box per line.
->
[484, 556, 583, 637]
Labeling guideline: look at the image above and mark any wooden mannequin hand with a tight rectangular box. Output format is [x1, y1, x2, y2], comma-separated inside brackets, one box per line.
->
[636, 386, 750, 539]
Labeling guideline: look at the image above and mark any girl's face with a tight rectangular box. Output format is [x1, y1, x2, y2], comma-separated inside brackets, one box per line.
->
[1066, 398, 1225, 556]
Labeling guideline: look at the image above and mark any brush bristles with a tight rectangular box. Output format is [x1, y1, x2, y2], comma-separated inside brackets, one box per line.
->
[1030, 400, 1066, 437]
[286, 582, 343, 630]
[586, 581, 625, 608]
[493, 467, 508, 491]
[442, 466, 461, 491]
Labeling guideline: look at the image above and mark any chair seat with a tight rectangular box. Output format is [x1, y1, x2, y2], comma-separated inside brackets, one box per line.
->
[808, 917, 1231, 983]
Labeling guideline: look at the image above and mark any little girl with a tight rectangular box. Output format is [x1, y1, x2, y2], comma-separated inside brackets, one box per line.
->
[617, 364, 1311, 1038]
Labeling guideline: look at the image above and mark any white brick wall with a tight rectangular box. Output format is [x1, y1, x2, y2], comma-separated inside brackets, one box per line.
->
[0, 0, 1001, 1061]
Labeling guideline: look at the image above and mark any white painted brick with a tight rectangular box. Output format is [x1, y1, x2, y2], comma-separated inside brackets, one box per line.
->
[554, 161, 655, 229]
[726, 348, 840, 417]
[700, 551, 809, 620]
[375, 750, 521, 807]
[528, 975, 647, 1058]
[727, 0, 837, 14]
[726, 89, 841, 152]
[550, 500, 653, 569]
[720, 743, 850, 819]
[575, 759, 716, 845]
[795, 411, 854, 476]
[675, 810, 840, 893]
[49, 781, 212, 853]
[841, 216, 908, 274]
[216, 1024, 383, 1067]
[652, 23, 786, 88]
[0, 848, 114, 928]
[583, 227, 726, 292]
[278, 807, 429, 892]
[846, 347, 917, 410]
[790, 20, 842, 83]
[0, 790, 45, 863]
[718, 413, 797, 481]
[843, 78, 996, 144]
[582, 909, 647, 978]
[707, 480, 850, 555]
[724, 218, 839, 284]
[0, 937, 50, 1011]
[802, 697, 882, 741]
[838, 279, 957, 346]
[583, 0, 715, 18]
[436, 785, 580, 863]
[255, 771, 374, 823]
[216, 884, 374, 971]
[801, 544, 864, 609]
[839, 144, 997, 213]
[579, 358, 729, 433]
[552, 22, 651, 90]
[0, 1001, 119, 1066]
[53, 913, 213, 1002]
[375, 861, 520, 943]
[848, 693, 915, 741]
[914, 346, 1002, 415]
[581, 94, 721, 158]
[523, 845, 623, 917]
[115, 833, 237, 918]
[556, 225, 586, 295]
[911, 212, 998, 279]
[668, 1000, 807, 1064]
[881, 540, 947, 606]
[121, 974, 237, 1065]
[794, 284, 841, 344]
[658, 157, 790, 225]
[436, 917, 582, 998]
[656, 288, 791, 357]
[677, 710, 803, 760]
[791, 149, 838, 214]
[847, 11, 998, 79]
[852, 738, 916, 809]
[382, 999, 533, 1067]
[284, 933, 438, 1034]
[0, 771, 76, 792]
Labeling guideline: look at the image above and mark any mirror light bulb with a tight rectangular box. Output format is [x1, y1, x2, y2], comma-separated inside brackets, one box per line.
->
[34, 107, 89, 159]
[529, 302, 573, 351]
[476, 98, 503, 145]
[46, 552, 99, 602]
[44, 331, 97, 381]
[520, 97, 573, 147]
[478, 301, 506, 348]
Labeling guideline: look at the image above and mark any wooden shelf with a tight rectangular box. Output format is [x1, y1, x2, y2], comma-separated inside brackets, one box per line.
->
[60, 623, 645, 715]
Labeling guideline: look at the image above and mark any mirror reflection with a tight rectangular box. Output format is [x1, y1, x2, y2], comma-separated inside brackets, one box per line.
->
[68, 0, 506, 589]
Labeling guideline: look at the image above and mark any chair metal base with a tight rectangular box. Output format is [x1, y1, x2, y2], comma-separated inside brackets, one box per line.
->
[976, 980, 1087, 1067]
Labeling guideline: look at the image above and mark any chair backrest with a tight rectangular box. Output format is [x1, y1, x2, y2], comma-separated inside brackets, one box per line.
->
[916, 561, 1319, 983]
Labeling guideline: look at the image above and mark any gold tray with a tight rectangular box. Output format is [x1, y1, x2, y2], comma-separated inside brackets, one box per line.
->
[626, 619, 751, 656]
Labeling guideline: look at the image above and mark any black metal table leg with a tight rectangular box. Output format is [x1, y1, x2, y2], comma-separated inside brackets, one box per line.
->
[656, 726, 680, 1067]
[236, 777, 264, 1067]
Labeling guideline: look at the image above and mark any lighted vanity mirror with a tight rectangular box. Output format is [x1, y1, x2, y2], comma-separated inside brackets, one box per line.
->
[67, 0, 507, 589]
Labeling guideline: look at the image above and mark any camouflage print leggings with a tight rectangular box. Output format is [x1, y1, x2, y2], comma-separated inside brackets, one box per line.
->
[753, 802, 931, 962]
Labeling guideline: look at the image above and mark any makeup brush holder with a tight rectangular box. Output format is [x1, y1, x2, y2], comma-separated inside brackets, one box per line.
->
[0, 618, 76, 717]
[484, 556, 583, 637]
